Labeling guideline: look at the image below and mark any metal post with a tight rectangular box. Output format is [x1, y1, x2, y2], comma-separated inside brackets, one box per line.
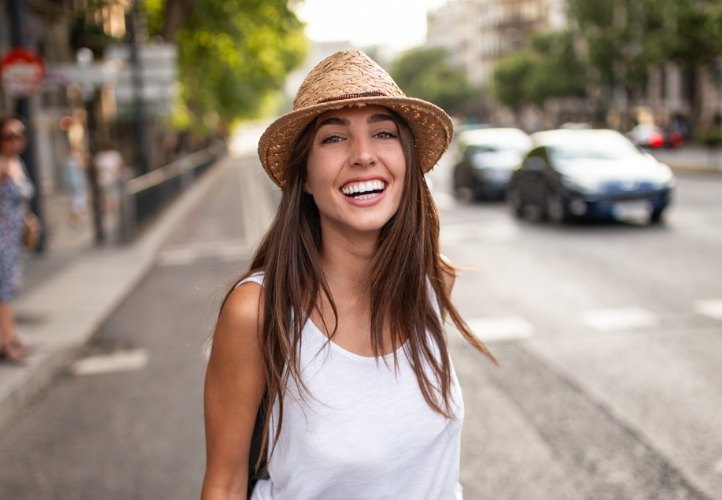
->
[85, 93, 105, 244]
[7, 0, 46, 253]
[76, 47, 105, 245]
[127, 0, 150, 175]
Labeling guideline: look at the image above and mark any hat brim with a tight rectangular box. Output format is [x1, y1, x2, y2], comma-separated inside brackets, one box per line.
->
[258, 96, 454, 188]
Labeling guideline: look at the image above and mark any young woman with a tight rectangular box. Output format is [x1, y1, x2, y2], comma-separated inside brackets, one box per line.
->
[202, 50, 494, 500]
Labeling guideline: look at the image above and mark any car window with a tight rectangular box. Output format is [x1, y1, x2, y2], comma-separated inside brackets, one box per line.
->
[522, 154, 545, 171]
[548, 134, 640, 161]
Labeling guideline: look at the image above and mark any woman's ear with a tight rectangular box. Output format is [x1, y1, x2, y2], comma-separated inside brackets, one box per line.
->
[303, 180, 312, 195]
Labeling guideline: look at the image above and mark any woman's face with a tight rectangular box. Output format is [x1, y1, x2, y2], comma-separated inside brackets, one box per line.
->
[304, 105, 406, 238]
[1, 119, 26, 157]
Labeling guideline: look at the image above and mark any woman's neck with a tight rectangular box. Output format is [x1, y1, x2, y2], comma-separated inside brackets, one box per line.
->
[320, 229, 377, 292]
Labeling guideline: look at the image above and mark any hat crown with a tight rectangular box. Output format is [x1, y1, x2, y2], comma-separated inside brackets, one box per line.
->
[293, 50, 406, 110]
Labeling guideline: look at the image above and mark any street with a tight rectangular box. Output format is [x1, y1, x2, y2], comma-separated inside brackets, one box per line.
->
[0, 147, 721, 499]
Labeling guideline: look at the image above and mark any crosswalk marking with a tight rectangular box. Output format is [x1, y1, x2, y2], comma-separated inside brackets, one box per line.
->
[694, 299, 722, 321]
[466, 316, 535, 342]
[72, 349, 149, 376]
[582, 307, 658, 332]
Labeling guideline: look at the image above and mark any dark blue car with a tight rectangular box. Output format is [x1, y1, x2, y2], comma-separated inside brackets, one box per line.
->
[507, 129, 675, 224]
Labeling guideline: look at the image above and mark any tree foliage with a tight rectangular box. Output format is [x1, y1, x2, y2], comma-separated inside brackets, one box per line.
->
[491, 52, 536, 113]
[491, 31, 587, 111]
[655, 0, 722, 67]
[389, 47, 473, 115]
[567, 0, 722, 122]
[567, 0, 658, 95]
[143, 0, 307, 131]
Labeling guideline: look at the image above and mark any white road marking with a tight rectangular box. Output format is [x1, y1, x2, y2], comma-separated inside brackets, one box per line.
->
[466, 316, 534, 342]
[582, 307, 658, 332]
[72, 349, 149, 376]
[694, 299, 722, 321]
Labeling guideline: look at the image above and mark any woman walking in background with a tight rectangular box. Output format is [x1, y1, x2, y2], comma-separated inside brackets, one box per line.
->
[202, 50, 495, 499]
[0, 116, 39, 363]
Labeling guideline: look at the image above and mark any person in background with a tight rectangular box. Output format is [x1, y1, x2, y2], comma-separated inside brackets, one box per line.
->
[64, 144, 88, 225]
[202, 50, 496, 500]
[0, 116, 39, 363]
[93, 140, 125, 215]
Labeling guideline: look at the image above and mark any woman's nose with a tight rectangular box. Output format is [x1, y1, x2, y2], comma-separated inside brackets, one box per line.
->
[349, 136, 376, 167]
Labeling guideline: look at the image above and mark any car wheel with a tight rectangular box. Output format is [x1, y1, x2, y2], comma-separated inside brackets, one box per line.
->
[507, 187, 524, 218]
[453, 170, 473, 203]
[544, 189, 569, 224]
[650, 208, 665, 224]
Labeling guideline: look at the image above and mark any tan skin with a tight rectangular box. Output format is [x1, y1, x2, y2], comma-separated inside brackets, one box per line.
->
[201, 107, 456, 498]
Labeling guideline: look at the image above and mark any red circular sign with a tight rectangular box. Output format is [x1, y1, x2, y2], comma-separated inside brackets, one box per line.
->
[1, 48, 46, 97]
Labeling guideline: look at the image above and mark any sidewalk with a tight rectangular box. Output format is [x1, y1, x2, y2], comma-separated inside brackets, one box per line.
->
[651, 144, 722, 175]
[0, 153, 243, 429]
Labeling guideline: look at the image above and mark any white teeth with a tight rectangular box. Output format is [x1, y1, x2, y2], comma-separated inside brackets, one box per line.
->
[341, 180, 385, 196]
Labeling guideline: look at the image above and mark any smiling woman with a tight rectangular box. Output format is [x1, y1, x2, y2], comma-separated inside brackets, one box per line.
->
[201, 50, 495, 500]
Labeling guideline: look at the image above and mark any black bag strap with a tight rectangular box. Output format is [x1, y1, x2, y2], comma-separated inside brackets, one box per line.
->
[247, 395, 269, 499]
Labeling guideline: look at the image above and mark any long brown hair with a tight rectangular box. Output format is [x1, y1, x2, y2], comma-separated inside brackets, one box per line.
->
[223, 108, 495, 464]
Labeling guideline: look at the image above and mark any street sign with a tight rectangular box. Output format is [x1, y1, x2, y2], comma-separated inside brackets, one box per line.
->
[104, 43, 178, 116]
[0, 48, 46, 97]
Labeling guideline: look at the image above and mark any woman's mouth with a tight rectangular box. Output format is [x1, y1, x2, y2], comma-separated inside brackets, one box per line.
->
[340, 179, 387, 201]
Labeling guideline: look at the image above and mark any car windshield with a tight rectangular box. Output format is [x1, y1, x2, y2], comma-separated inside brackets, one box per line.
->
[465, 137, 530, 155]
[548, 134, 641, 161]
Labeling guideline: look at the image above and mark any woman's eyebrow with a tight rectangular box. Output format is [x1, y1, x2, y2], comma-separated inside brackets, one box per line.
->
[368, 113, 395, 124]
[316, 116, 348, 129]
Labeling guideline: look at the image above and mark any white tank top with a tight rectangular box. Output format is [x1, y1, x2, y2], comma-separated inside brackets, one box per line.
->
[244, 272, 464, 500]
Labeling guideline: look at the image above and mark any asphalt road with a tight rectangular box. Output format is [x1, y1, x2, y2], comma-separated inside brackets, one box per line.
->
[0, 151, 720, 499]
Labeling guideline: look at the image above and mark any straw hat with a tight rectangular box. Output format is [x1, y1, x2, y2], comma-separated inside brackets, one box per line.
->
[258, 50, 454, 188]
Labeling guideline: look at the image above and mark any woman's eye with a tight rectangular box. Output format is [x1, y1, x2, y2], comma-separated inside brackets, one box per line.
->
[320, 134, 343, 144]
[374, 130, 397, 139]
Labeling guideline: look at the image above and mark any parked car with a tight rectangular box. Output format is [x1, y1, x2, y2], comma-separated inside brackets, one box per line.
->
[628, 124, 684, 148]
[507, 129, 675, 224]
[452, 127, 532, 200]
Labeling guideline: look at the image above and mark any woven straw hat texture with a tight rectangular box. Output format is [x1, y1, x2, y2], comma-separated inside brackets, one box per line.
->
[258, 50, 454, 187]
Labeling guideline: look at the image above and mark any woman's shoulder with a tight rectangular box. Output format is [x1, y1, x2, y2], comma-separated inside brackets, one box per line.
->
[225, 273, 265, 319]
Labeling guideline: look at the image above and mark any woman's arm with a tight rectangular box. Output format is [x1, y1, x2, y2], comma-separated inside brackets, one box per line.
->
[202, 282, 266, 500]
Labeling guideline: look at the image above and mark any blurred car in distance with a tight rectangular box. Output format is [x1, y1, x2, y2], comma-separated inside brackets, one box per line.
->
[452, 127, 532, 201]
[507, 129, 675, 224]
[628, 124, 684, 148]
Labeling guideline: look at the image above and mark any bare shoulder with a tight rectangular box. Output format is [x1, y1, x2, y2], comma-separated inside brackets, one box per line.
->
[212, 280, 265, 351]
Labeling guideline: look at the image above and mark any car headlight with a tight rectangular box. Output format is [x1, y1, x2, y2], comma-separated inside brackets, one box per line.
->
[560, 175, 601, 194]
[654, 164, 676, 188]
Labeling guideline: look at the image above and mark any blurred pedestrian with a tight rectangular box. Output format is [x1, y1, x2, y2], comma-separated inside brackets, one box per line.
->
[0, 116, 39, 363]
[64, 144, 88, 225]
[202, 50, 496, 500]
[93, 140, 124, 215]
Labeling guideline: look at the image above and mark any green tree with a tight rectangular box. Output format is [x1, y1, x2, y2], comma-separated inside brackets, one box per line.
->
[656, 0, 722, 122]
[143, 0, 307, 132]
[568, 0, 722, 125]
[389, 47, 473, 115]
[525, 31, 588, 106]
[491, 52, 536, 115]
